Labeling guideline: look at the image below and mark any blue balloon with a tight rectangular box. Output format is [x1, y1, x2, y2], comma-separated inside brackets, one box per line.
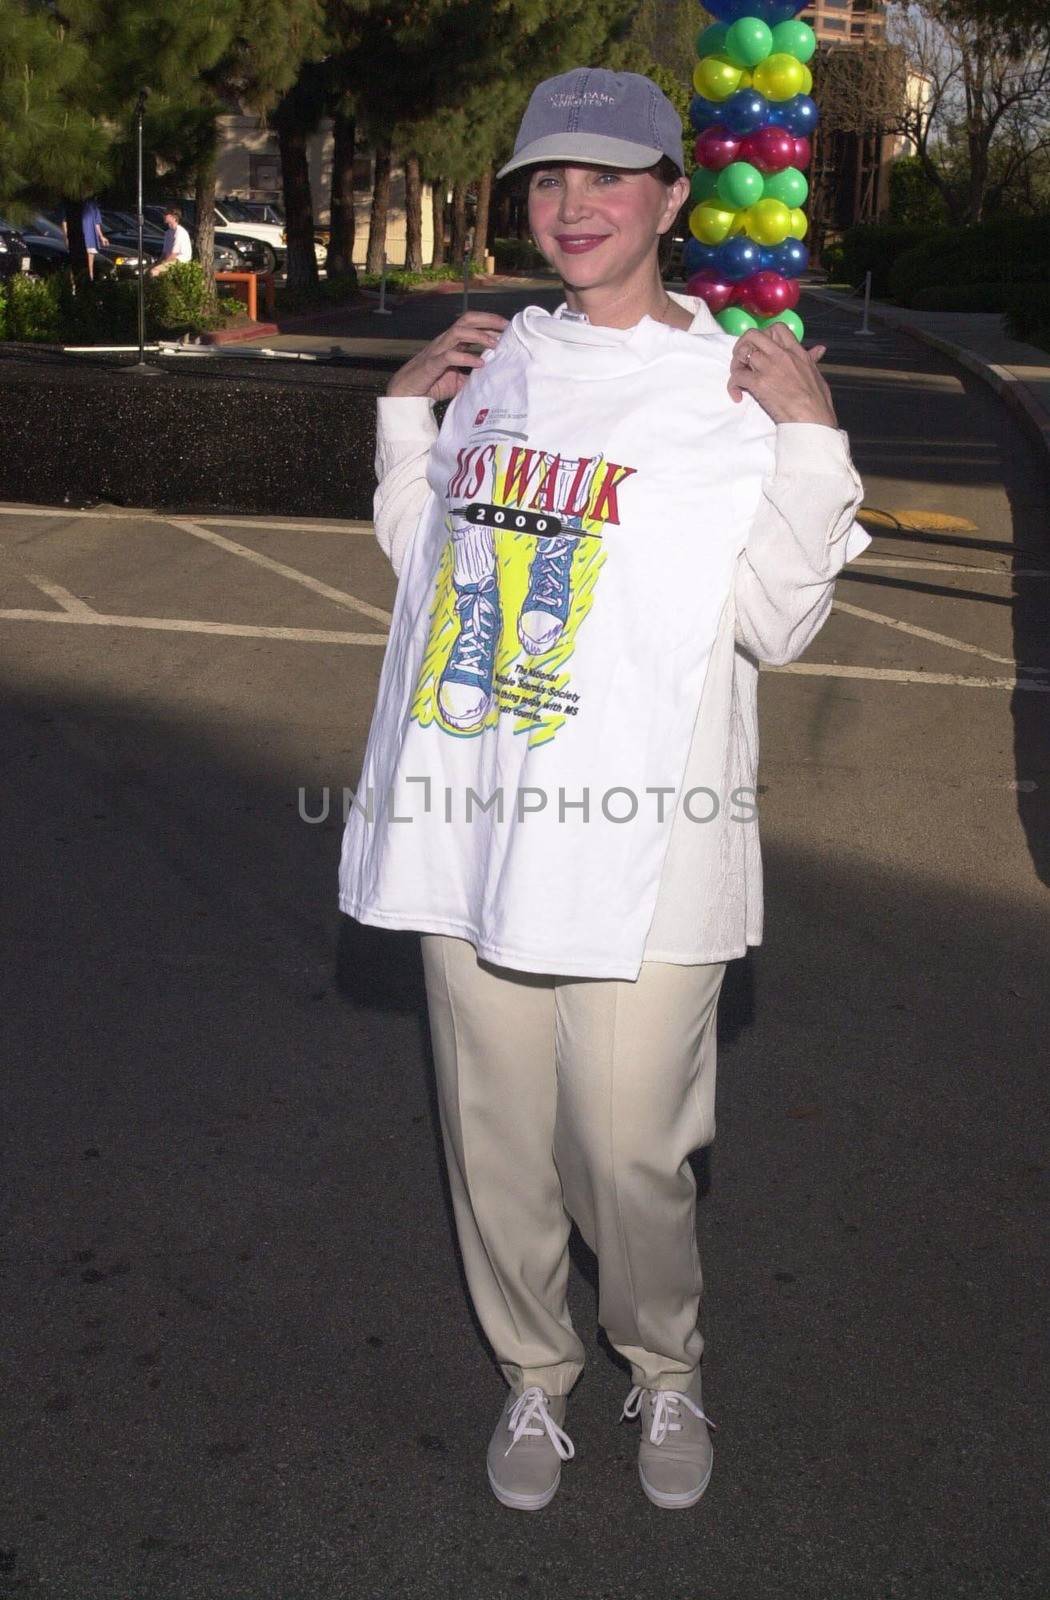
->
[705, 0, 802, 19]
[689, 93, 723, 133]
[716, 236, 764, 282]
[720, 89, 770, 135]
[771, 239, 810, 277]
[683, 238, 719, 277]
[758, 246, 778, 271]
[768, 94, 820, 136]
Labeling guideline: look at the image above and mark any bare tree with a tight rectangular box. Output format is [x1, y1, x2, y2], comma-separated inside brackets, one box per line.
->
[887, 1, 1050, 223]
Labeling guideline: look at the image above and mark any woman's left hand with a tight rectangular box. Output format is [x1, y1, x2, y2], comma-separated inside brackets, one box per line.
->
[728, 323, 837, 427]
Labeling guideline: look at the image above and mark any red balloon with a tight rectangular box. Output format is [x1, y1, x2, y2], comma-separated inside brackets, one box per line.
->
[740, 125, 795, 175]
[693, 126, 742, 171]
[686, 270, 737, 314]
[736, 271, 800, 317]
[793, 136, 812, 169]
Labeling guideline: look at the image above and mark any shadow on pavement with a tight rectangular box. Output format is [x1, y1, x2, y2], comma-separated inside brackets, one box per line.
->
[2, 669, 1046, 1600]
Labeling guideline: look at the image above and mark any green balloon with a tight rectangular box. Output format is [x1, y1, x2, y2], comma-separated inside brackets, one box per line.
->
[696, 21, 729, 57]
[761, 309, 805, 340]
[717, 160, 765, 210]
[763, 166, 809, 208]
[691, 166, 719, 204]
[770, 19, 816, 63]
[718, 307, 759, 336]
[724, 16, 773, 68]
[688, 166, 723, 203]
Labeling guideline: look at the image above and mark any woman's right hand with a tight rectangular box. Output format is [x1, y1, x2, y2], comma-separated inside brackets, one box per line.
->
[385, 311, 509, 401]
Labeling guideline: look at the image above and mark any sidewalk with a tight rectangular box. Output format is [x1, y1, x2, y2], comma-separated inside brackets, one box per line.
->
[807, 283, 1050, 469]
[233, 274, 560, 361]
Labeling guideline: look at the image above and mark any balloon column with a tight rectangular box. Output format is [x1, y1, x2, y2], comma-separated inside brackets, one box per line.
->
[685, 0, 818, 341]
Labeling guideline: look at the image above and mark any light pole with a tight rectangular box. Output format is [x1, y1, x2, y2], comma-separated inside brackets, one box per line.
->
[129, 89, 159, 373]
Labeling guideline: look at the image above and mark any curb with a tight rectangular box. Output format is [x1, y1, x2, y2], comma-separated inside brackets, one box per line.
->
[200, 320, 280, 345]
[805, 286, 1050, 472]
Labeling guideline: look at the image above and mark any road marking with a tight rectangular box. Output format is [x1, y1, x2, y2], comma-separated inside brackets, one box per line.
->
[853, 557, 1050, 578]
[0, 609, 387, 645]
[0, 504, 375, 535]
[1, 607, 1046, 688]
[195, 516, 375, 535]
[25, 574, 95, 616]
[831, 598, 1049, 673]
[767, 663, 1050, 692]
[861, 508, 978, 533]
[166, 518, 392, 625]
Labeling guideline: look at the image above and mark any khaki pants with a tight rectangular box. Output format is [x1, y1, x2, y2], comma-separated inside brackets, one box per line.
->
[421, 934, 726, 1396]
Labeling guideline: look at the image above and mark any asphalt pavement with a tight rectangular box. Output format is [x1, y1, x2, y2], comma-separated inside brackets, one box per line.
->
[1, 290, 1048, 1600]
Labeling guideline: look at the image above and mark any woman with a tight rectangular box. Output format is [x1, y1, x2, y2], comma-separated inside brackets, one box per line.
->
[339, 68, 868, 1512]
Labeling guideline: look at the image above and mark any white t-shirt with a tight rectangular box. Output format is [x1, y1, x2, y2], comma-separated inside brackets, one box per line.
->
[163, 223, 193, 263]
[339, 303, 868, 979]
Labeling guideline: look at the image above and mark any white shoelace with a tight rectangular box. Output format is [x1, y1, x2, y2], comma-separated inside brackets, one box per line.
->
[505, 1386, 576, 1460]
[621, 1385, 716, 1446]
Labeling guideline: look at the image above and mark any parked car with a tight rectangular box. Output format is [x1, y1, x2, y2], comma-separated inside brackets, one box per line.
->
[1, 215, 149, 280]
[0, 223, 32, 279]
[219, 196, 285, 227]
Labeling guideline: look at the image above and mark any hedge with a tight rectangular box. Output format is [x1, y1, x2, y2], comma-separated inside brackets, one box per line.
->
[0, 262, 241, 344]
[832, 217, 1050, 305]
[888, 217, 1050, 306]
[908, 282, 1013, 313]
[492, 237, 546, 273]
[1006, 284, 1050, 350]
[833, 224, 933, 295]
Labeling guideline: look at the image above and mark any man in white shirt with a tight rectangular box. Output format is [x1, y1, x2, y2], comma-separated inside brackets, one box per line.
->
[148, 205, 193, 276]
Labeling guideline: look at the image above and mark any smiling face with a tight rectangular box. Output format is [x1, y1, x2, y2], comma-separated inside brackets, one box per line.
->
[527, 163, 687, 295]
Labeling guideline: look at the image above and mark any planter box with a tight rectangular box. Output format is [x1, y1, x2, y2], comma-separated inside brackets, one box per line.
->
[0, 349, 387, 519]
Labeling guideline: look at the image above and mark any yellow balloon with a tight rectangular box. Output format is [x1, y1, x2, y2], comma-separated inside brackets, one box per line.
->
[800, 64, 813, 94]
[689, 199, 737, 244]
[789, 207, 808, 239]
[752, 52, 805, 102]
[747, 197, 793, 245]
[693, 54, 745, 101]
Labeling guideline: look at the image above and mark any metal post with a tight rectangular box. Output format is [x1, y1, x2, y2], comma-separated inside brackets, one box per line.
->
[462, 249, 470, 315]
[855, 269, 876, 337]
[373, 250, 392, 315]
[127, 90, 160, 373]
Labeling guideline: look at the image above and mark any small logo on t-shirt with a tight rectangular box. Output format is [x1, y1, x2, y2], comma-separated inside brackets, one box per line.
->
[474, 408, 489, 425]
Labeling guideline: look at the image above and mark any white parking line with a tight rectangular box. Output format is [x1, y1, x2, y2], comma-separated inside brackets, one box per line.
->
[25, 575, 95, 616]
[167, 518, 392, 625]
[854, 557, 1050, 578]
[0, 609, 387, 645]
[767, 662, 1050, 692]
[831, 598, 1049, 673]
[0, 504, 375, 535]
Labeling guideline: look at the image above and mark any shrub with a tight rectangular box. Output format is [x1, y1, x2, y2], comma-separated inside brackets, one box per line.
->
[358, 262, 478, 291]
[1006, 284, 1050, 351]
[0, 281, 6, 339]
[888, 216, 1050, 305]
[908, 282, 1012, 312]
[4, 273, 61, 341]
[492, 237, 545, 273]
[837, 223, 934, 295]
[146, 260, 213, 333]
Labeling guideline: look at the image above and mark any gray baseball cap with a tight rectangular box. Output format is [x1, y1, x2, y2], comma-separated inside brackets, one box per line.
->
[497, 69, 685, 180]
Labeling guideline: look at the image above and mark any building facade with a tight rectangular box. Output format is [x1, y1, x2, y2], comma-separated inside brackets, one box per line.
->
[800, 0, 896, 240]
[216, 115, 434, 268]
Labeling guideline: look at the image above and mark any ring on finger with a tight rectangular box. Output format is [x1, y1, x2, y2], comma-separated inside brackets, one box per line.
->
[741, 346, 755, 370]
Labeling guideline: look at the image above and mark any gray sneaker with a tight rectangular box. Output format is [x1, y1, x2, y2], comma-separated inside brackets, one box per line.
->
[621, 1375, 715, 1509]
[486, 1385, 575, 1511]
